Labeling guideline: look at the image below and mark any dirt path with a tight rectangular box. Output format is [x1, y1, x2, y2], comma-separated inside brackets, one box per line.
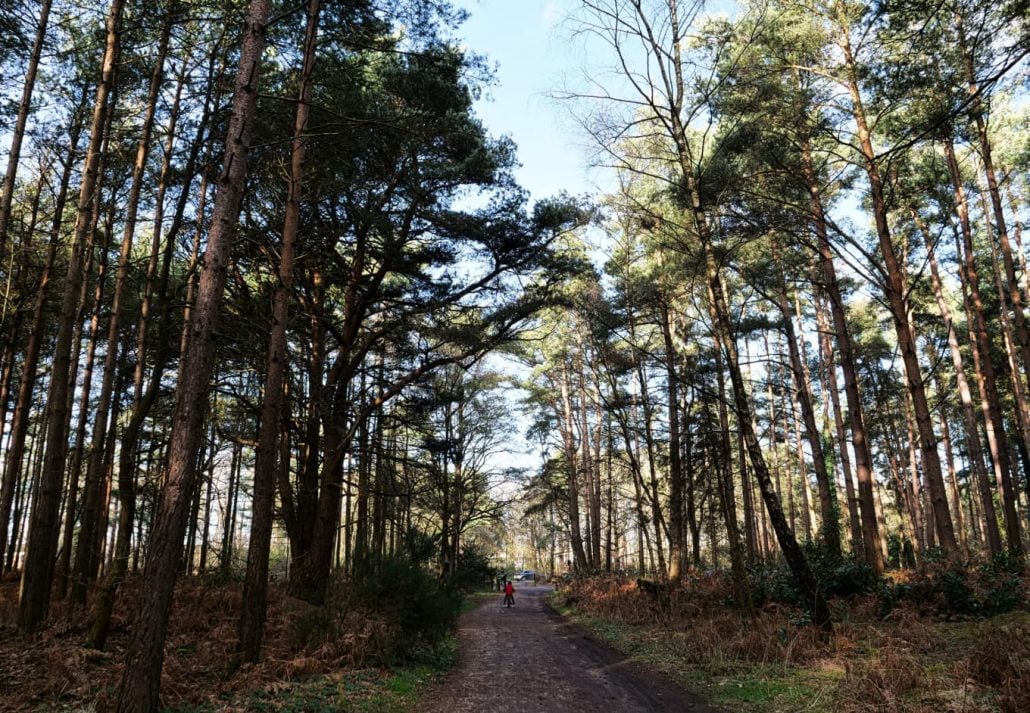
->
[421, 584, 719, 712]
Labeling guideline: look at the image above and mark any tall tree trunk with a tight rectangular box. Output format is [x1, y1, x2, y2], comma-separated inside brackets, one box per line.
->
[660, 300, 685, 580]
[117, 1, 273, 708]
[837, 22, 957, 554]
[778, 283, 840, 557]
[238, 0, 321, 663]
[943, 136, 1022, 557]
[803, 131, 881, 571]
[0, 0, 53, 259]
[0, 104, 85, 568]
[700, 242, 830, 629]
[560, 363, 589, 570]
[918, 208, 1003, 554]
[72, 10, 173, 607]
[18, 0, 125, 633]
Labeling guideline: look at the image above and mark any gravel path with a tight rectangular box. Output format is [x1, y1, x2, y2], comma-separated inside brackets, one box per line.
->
[421, 584, 719, 712]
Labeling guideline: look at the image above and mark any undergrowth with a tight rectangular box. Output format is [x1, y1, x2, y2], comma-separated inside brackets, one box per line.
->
[0, 551, 480, 712]
[552, 558, 1029, 713]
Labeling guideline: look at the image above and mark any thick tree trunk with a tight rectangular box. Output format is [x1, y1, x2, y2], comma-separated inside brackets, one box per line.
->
[116, 2, 272, 709]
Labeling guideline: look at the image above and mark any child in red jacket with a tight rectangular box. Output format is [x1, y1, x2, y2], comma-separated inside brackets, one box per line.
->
[503, 581, 515, 608]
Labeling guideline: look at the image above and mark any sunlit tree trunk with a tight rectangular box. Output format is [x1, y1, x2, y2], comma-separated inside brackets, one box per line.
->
[803, 131, 880, 570]
[944, 136, 1021, 557]
[0, 0, 52, 259]
[837, 20, 956, 554]
[918, 208, 1002, 554]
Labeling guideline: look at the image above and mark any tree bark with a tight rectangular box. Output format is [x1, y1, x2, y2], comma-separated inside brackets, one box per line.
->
[778, 283, 840, 557]
[918, 207, 1002, 555]
[837, 22, 957, 554]
[238, 0, 321, 663]
[116, 1, 272, 708]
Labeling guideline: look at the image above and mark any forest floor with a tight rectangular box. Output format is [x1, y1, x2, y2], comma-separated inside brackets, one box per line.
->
[551, 575, 1030, 713]
[419, 583, 716, 712]
[0, 571, 453, 712]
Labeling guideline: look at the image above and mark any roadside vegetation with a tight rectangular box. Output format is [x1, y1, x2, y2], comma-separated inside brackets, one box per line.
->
[552, 559, 1029, 713]
[0, 549, 493, 711]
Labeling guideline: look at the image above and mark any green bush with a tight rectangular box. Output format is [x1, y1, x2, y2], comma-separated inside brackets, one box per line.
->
[350, 556, 461, 660]
[449, 546, 494, 593]
[747, 544, 879, 609]
[878, 553, 1027, 618]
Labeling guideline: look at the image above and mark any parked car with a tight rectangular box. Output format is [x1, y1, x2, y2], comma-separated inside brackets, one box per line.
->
[515, 570, 536, 582]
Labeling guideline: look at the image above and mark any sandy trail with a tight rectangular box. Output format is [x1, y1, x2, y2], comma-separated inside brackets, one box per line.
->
[421, 584, 719, 712]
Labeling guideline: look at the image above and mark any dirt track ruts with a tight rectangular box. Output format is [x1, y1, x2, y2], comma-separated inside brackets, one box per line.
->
[421, 584, 720, 712]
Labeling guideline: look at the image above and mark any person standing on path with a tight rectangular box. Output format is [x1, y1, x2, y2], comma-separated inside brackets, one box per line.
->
[503, 580, 515, 607]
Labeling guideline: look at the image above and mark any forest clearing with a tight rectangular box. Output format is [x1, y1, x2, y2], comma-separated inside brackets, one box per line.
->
[0, 0, 1028, 710]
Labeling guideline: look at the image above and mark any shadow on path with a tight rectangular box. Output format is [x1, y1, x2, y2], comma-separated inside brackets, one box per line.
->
[421, 584, 720, 712]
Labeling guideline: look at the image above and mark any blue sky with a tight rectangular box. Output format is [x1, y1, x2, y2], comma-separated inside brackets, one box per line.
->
[455, 0, 600, 203]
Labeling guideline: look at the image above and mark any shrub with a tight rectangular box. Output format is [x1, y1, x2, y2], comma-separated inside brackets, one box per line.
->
[349, 556, 461, 660]
[878, 553, 1027, 618]
[449, 546, 494, 593]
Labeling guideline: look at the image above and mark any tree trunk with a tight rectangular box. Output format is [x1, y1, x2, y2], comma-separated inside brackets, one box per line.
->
[18, 0, 125, 633]
[837, 23, 956, 554]
[918, 208, 1002, 554]
[660, 300, 685, 580]
[778, 283, 840, 557]
[238, 0, 321, 663]
[0, 103, 85, 569]
[0, 0, 53, 258]
[116, 1, 272, 708]
[802, 129, 881, 571]
[943, 136, 1021, 557]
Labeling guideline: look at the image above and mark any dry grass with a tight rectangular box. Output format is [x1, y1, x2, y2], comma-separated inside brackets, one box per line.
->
[554, 572, 1030, 713]
[0, 573, 403, 711]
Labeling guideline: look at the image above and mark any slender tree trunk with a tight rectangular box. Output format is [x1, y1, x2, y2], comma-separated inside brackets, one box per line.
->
[72, 11, 173, 607]
[944, 136, 1022, 557]
[238, 0, 321, 663]
[660, 301, 686, 580]
[560, 364, 589, 570]
[837, 23, 957, 554]
[0, 0, 53, 259]
[700, 239, 830, 628]
[0, 105, 85, 568]
[18, 0, 125, 633]
[804, 131, 881, 571]
[778, 283, 839, 556]
[919, 208, 1003, 554]
[117, 2, 273, 708]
